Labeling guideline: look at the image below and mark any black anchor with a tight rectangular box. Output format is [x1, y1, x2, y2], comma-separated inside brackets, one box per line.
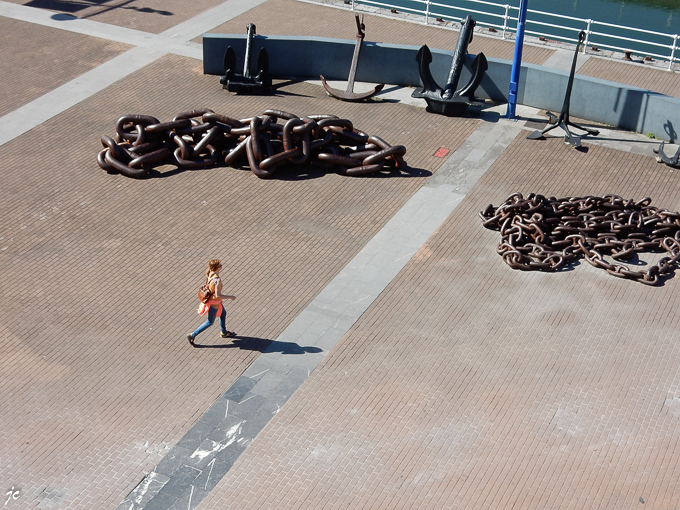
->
[411, 15, 488, 116]
[527, 31, 599, 147]
[220, 23, 272, 94]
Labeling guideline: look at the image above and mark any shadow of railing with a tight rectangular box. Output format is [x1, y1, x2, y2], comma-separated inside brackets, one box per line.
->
[27, 0, 172, 18]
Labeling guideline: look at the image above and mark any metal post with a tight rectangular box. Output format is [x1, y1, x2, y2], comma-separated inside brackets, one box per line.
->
[505, 0, 528, 119]
[351, 0, 355, 11]
[502, 4, 510, 40]
[425, 0, 430, 26]
[583, 19, 592, 53]
[670, 34, 678, 71]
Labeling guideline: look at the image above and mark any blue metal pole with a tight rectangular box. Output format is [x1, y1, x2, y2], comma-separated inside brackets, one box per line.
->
[506, 0, 528, 119]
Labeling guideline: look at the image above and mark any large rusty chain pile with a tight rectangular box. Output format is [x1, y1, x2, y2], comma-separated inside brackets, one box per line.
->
[479, 193, 680, 286]
[97, 108, 406, 179]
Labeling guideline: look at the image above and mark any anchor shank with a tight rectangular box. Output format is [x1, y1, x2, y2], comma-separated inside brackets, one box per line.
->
[443, 16, 475, 100]
[345, 34, 364, 93]
[321, 14, 384, 102]
[243, 23, 256, 79]
[559, 30, 584, 120]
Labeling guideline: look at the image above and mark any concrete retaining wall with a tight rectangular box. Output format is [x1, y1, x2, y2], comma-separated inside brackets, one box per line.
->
[203, 33, 680, 142]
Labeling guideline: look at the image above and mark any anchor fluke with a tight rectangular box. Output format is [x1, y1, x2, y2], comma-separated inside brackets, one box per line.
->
[320, 76, 384, 102]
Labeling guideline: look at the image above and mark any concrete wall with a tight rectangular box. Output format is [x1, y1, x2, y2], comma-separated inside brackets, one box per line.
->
[203, 33, 680, 142]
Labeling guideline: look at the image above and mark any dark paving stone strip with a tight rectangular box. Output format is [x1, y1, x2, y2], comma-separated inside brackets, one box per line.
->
[116, 378, 299, 509]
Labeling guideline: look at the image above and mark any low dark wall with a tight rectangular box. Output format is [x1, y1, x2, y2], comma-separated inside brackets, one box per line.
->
[203, 33, 680, 142]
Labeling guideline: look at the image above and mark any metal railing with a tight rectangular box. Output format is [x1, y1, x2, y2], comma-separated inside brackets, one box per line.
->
[345, 0, 679, 70]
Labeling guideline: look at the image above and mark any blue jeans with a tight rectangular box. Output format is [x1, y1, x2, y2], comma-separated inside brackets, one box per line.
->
[192, 305, 227, 338]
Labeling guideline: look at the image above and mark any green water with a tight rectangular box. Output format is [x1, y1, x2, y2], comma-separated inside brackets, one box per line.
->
[380, 0, 680, 58]
[539, 0, 679, 34]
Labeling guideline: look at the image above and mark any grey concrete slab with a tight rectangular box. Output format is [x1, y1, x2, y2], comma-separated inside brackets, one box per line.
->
[240, 357, 278, 379]
[250, 369, 288, 392]
[116, 472, 170, 510]
[228, 393, 269, 419]
[0, 0, 270, 149]
[206, 415, 243, 444]
[153, 446, 194, 478]
[0, 46, 163, 147]
[195, 398, 230, 427]
[252, 394, 290, 416]
[292, 331, 329, 350]
[185, 440, 231, 470]
[0, 1, 201, 58]
[214, 441, 250, 468]
[239, 408, 278, 438]
[542, 48, 590, 71]
[143, 464, 201, 510]
[191, 458, 233, 493]
[222, 376, 257, 402]
[174, 420, 219, 452]
[270, 352, 326, 375]
[166, 485, 209, 510]
[158, 0, 268, 40]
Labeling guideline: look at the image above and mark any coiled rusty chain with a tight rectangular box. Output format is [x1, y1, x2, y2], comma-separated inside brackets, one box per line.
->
[97, 108, 407, 179]
[479, 193, 680, 286]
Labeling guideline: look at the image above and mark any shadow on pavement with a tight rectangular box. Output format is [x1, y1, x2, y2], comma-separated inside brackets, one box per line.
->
[194, 336, 323, 354]
[135, 163, 430, 181]
[32, 0, 173, 17]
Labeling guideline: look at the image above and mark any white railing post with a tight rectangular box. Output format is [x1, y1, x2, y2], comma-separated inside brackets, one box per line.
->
[502, 4, 510, 40]
[351, 0, 355, 11]
[670, 34, 678, 71]
[583, 19, 592, 53]
[425, 0, 430, 26]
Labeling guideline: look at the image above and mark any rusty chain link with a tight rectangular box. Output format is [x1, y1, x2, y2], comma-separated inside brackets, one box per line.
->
[479, 193, 680, 286]
[97, 108, 407, 179]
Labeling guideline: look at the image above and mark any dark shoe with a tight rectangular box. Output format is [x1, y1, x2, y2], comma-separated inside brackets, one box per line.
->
[221, 331, 236, 338]
[187, 333, 195, 346]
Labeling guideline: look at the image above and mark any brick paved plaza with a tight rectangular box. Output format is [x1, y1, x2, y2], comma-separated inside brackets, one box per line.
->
[1, 0, 680, 509]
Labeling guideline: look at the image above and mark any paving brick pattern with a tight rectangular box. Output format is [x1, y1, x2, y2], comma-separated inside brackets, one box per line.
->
[579, 56, 680, 99]
[198, 135, 680, 510]
[0, 16, 130, 117]
[201, 0, 555, 65]
[4, 0, 680, 508]
[3, 0, 228, 34]
[0, 50, 479, 509]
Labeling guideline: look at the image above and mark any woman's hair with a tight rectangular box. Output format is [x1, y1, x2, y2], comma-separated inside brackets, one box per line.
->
[206, 259, 222, 276]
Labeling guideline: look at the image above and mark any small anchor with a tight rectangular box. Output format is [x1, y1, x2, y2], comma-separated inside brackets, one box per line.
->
[654, 141, 680, 168]
[527, 31, 599, 147]
[411, 15, 488, 116]
[320, 15, 384, 102]
[220, 23, 272, 94]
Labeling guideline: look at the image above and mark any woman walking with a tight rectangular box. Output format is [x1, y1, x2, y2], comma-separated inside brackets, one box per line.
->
[187, 259, 236, 346]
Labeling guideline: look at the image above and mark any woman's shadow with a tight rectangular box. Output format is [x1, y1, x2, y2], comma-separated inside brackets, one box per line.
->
[194, 336, 322, 354]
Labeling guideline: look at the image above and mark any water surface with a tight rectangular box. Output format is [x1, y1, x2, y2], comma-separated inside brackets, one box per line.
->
[378, 0, 680, 58]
